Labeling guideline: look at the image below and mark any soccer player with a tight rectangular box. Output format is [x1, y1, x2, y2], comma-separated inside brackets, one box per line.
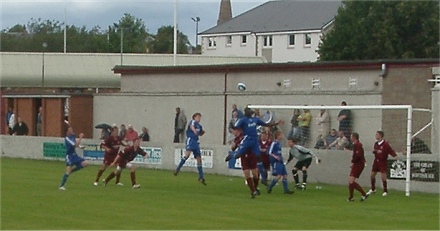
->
[94, 126, 124, 186]
[104, 138, 148, 189]
[59, 126, 89, 190]
[347, 132, 369, 202]
[267, 131, 294, 194]
[173, 113, 207, 185]
[225, 107, 282, 185]
[286, 136, 320, 190]
[231, 127, 260, 198]
[259, 131, 272, 186]
[367, 131, 398, 196]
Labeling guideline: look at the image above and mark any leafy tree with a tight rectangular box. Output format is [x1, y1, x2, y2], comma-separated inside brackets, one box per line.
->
[318, 0, 439, 60]
[108, 13, 150, 53]
[147, 25, 191, 54]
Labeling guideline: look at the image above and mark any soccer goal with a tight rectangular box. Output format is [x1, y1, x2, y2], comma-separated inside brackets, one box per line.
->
[248, 104, 436, 196]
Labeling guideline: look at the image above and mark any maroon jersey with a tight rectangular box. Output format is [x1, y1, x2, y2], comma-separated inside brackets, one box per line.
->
[101, 136, 123, 156]
[118, 146, 147, 162]
[259, 139, 272, 156]
[351, 141, 365, 165]
[373, 140, 396, 162]
[232, 134, 244, 151]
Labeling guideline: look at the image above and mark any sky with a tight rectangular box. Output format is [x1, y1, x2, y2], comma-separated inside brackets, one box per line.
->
[0, 0, 268, 45]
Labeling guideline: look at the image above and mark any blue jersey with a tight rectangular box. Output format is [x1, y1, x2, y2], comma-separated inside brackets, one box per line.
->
[234, 116, 266, 140]
[269, 140, 283, 163]
[186, 120, 203, 141]
[65, 134, 77, 156]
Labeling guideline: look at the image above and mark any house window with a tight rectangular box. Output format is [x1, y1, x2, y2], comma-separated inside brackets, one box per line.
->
[241, 35, 247, 45]
[263, 35, 273, 47]
[208, 37, 217, 48]
[304, 33, 311, 46]
[288, 34, 295, 46]
[226, 36, 232, 46]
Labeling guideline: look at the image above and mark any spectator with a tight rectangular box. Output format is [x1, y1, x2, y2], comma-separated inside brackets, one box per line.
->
[323, 129, 338, 150]
[173, 107, 187, 143]
[297, 109, 311, 147]
[36, 106, 43, 136]
[8, 109, 16, 135]
[5, 107, 13, 135]
[337, 101, 352, 139]
[125, 124, 139, 144]
[316, 108, 331, 140]
[403, 137, 432, 154]
[328, 130, 349, 150]
[139, 127, 150, 142]
[253, 109, 261, 119]
[227, 111, 240, 144]
[289, 109, 301, 139]
[231, 104, 244, 118]
[119, 124, 127, 140]
[12, 116, 29, 136]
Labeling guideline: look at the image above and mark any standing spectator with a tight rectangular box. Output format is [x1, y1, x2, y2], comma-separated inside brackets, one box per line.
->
[173, 107, 187, 143]
[337, 101, 352, 139]
[36, 107, 43, 136]
[347, 132, 369, 202]
[12, 116, 29, 136]
[5, 107, 13, 134]
[8, 109, 16, 135]
[139, 127, 150, 141]
[289, 109, 301, 139]
[105, 138, 148, 189]
[125, 124, 139, 145]
[59, 126, 88, 190]
[367, 131, 398, 197]
[119, 124, 127, 140]
[316, 108, 331, 140]
[402, 137, 432, 154]
[297, 109, 311, 147]
[173, 113, 207, 185]
[323, 129, 338, 149]
[232, 104, 244, 119]
[227, 111, 239, 144]
[328, 131, 349, 150]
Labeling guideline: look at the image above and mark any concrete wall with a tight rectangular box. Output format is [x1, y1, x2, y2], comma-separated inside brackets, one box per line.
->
[1, 135, 438, 193]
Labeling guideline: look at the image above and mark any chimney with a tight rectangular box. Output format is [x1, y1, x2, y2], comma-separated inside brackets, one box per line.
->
[217, 0, 232, 26]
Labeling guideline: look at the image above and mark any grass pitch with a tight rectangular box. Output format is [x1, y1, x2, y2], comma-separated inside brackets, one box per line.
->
[1, 158, 439, 230]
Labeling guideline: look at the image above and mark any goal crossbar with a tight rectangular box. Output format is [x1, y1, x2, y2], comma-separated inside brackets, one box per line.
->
[248, 104, 414, 196]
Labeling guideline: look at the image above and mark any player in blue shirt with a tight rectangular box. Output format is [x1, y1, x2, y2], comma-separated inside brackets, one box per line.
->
[267, 131, 294, 194]
[173, 113, 207, 185]
[225, 107, 283, 185]
[59, 126, 89, 190]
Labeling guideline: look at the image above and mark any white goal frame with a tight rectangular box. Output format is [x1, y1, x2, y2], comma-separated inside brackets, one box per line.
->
[248, 104, 414, 196]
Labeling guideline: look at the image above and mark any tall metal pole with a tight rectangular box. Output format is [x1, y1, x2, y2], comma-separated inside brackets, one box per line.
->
[120, 29, 124, 65]
[195, 19, 199, 47]
[173, 0, 178, 66]
[64, 8, 67, 53]
[42, 42, 47, 92]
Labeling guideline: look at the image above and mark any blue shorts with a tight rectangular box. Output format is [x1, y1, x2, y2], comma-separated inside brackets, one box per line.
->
[65, 154, 85, 167]
[236, 138, 261, 156]
[186, 138, 201, 157]
[272, 162, 287, 176]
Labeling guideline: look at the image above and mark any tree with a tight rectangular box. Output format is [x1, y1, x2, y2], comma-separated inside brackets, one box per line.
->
[147, 25, 191, 54]
[318, 0, 439, 61]
[108, 13, 150, 53]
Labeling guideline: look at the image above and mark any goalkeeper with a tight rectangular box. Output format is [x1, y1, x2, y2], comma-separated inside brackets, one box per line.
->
[286, 136, 320, 190]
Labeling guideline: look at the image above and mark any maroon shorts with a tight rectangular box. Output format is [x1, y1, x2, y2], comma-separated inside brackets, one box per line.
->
[241, 153, 257, 171]
[372, 159, 387, 173]
[103, 153, 117, 165]
[260, 154, 270, 170]
[350, 164, 365, 178]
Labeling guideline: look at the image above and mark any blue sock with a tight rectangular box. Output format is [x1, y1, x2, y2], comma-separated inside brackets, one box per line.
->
[60, 173, 69, 187]
[268, 179, 278, 190]
[257, 162, 266, 181]
[71, 165, 83, 173]
[197, 165, 204, 180]
[176, 157, 187, 172]
[282, 178, 289, 192]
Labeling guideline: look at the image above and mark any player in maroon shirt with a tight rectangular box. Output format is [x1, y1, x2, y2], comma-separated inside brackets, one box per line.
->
[104, 138, 148, 189]
[259, 131, 272, 186]
[347, 132, 368, 202]
[231, 127, 260, 198]
[94, 126, 124, 186]
[367, 131, 398, 196]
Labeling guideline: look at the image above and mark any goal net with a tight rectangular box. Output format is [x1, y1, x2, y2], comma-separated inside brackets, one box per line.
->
[247, 104, 437, 196]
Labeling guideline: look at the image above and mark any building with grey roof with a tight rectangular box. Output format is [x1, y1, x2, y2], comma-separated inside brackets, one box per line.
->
[200, 0, 342, 62]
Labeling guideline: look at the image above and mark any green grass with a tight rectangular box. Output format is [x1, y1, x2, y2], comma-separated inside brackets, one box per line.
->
[1, 157, 439, 230]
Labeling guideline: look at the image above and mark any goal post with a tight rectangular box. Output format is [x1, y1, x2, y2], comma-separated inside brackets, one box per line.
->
[248, 104, 416, 196]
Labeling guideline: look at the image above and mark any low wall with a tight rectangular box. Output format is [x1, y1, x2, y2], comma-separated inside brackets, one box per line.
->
[1, 135, 438, 194]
